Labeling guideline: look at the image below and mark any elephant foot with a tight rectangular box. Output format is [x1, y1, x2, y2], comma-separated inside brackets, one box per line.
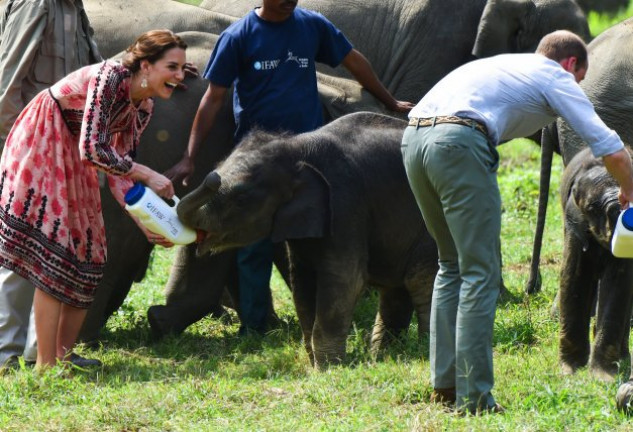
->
[559, 338, 589, 375]
[313, 350, 344, 370]
[147, 305, 178, 341]
[617, 381, 633, 413]
[147, 304, 230, 341]
[370, 328, 406, 357]
[589, 365, 617, 382]
[560, 358, 586, 376]
[589, 348, 623, 382]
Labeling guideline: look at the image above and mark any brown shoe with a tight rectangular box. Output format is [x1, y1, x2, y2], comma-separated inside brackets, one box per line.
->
[430, 387, 456, 406]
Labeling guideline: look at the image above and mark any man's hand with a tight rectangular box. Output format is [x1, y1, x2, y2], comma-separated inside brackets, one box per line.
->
[164, 156, 195, 187]
[389, 100, 416, 113]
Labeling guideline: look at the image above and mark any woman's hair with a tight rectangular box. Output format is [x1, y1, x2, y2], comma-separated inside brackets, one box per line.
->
[122, 29, 187, 73]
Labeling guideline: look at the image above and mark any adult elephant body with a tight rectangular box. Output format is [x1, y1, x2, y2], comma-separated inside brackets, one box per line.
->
[200, 0, 590, 119]
[177, 112, 438, 367]
[83, 0, 235, 58]
[86, 0, 590, 118]
[79, 0, 591, 339]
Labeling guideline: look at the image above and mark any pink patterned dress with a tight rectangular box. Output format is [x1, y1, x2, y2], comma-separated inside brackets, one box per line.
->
[0, 61, 153, 308]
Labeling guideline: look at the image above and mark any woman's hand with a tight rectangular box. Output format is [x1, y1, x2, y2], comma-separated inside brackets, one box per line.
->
[146, 171, 174, 199]
[129, 162, 174, 198]
[128, 212, 174, 248]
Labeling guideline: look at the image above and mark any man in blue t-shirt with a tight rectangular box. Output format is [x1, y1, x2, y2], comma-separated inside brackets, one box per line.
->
[167, 0, 413, 335]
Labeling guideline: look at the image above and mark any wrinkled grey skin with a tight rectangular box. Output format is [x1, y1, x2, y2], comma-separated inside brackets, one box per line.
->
[79, 0, 591, 340]
[177, 112, 438, 367]
[557, 148, 633, 382]
[199, 0, 590, 120]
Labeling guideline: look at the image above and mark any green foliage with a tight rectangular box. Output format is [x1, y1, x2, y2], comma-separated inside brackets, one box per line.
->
[587, 4, 633, 37]
[3, 3, 633, 431]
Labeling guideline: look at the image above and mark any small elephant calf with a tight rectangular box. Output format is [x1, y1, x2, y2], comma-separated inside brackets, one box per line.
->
[558, 147, 633, 380]
[177, 112, 438, 367]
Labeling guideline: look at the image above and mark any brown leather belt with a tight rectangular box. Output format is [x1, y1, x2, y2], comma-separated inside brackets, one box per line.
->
[408, 116, 488, 136]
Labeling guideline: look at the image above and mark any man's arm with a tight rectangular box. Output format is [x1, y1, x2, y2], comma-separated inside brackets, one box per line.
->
[164, 82, 229, 187]
[340, 49, 414, 113]
[603, 148, 633, 209]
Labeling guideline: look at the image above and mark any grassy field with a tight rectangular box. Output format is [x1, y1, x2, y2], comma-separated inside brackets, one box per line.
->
[2, 4, 633, 432]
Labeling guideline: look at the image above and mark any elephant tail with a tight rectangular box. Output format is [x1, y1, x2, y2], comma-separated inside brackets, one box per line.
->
[526, 122, 558, 294]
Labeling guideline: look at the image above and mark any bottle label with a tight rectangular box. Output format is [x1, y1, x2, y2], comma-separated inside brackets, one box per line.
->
[145, 202, 181, 236]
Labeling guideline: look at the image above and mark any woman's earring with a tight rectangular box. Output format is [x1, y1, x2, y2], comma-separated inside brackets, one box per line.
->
[141, 76, 148, 88]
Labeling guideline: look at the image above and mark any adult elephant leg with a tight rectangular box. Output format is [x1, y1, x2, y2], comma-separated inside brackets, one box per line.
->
[370, 286, 413, 356]
[558, 233, 599, 374]
[79, 187, 152, 343]
[589, 259, 633, 380]
[147, 244, 237, 339]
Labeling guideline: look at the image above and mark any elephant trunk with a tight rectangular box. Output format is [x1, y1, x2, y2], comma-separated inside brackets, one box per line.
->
[177, 171, 221, 227]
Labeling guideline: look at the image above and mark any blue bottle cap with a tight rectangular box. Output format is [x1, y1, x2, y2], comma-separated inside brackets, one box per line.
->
[622, 208, 633, 231]
[124, 182, 146, 205]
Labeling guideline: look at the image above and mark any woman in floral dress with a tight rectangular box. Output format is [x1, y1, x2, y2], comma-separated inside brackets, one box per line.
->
[0, 29, 187, 368]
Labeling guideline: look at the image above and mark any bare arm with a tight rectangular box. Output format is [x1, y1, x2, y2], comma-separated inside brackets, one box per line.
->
[164, 83, 229, 186]
[340, 49, 415, 113]
[603, 148, 633, 209]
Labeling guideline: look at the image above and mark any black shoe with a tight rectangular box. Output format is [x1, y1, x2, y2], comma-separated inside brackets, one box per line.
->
[0, 356, 20, 372]
[68, 353, 102, 368]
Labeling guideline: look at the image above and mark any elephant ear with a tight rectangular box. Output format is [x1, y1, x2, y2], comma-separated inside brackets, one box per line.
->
[271, 162, 332, 242]
[472, 0, 535, 58]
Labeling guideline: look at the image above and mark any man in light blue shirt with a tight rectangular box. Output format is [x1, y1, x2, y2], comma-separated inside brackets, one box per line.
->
[401, 30, 633, 414]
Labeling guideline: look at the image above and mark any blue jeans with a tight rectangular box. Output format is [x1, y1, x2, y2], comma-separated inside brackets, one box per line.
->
[401, 122, 501, 412]
[236, 238, 273, 334]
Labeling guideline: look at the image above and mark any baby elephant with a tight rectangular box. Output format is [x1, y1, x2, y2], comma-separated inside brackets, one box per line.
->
[558, 147, 633, 381]
[177, 112, 438, 368]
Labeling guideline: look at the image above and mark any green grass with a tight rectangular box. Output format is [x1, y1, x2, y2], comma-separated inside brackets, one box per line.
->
[3, 4, 633, 432]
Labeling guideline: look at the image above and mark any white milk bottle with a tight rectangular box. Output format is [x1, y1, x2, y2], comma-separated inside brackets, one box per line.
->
[611, 208, 633, 258]
[124, 183, 197, 245]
